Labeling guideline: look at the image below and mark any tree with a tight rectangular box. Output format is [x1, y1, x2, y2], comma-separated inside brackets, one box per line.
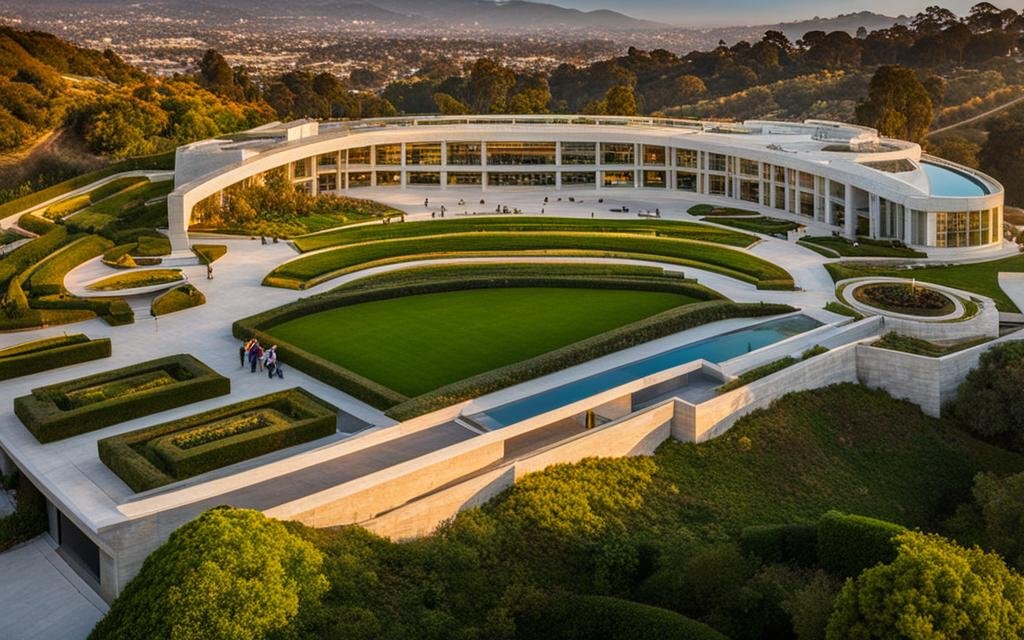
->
[434, 92, 470, 115]
[928, 136, 980, 168]
[89, 508, 328, 640]
[947, 340, 1024, 449]
[466, 58, 516, 113]
[197, 49, 233, 94]
[674, 75, 707, 103]
[827, 531, 1024, 639]
[969, 471, 1024, 569]
[855, 65, 933, 143]
[602, 84, 638, 116]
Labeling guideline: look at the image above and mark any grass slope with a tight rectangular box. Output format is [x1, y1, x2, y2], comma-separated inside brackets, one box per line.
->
[267, 287, 696, 396]
[827, 254, 1024, 312]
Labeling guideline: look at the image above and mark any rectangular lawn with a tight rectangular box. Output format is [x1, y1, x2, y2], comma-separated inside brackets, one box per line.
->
[267, 287, 697, 397]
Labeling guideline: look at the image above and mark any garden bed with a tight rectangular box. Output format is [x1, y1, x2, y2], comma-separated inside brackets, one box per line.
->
[852, 282, 955, 317]
[800, 236, 927, 258]
[869, 332, 991, 357]
[687, 204, 759, 217]
[151, 284, 205, 316]
[0, 334, 111, 381]
[14, 354, 230, 442]
[98, 388, 337, 492]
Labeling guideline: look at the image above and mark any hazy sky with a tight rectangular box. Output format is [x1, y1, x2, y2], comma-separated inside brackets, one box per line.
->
[552, 0, 986, 25]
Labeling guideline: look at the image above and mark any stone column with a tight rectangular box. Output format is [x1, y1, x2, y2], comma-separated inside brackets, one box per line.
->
[844, 184, 857, 238]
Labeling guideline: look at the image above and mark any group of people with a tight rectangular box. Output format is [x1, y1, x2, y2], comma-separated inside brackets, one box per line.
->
[240, 337, 284, 379]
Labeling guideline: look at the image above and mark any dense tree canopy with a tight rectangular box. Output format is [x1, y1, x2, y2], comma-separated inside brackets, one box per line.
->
[948, 341, 1024, 451]
[88, 508, 328, 640]
[855, 65, 934, 143]
[827, 531, 1024, 639]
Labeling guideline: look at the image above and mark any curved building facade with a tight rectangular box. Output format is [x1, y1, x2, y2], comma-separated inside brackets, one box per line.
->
[168, 115, 1004, 251]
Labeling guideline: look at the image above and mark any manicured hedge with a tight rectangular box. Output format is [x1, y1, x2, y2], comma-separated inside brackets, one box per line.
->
[0, 334, 111, 381]
[151, 284, 206, 316]
[234, 272, 738, 412]
[29, 293, 134, 326]
[87, 268, 183, 292]
[27, 234, 113, 296]
[739, 522, 818, 566]
[14, 354, 230, 443]
[385, 301, 794, 419]
[515, 593, 728, 640]
[17, 213, 57, 235]
[816, 510, 905, 576]
[98, 387, 338, 492]
[0, 227, 76, 290]
[267, 231, 793, 290]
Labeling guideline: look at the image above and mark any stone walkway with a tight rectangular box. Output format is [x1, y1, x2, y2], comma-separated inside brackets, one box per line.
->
[0, 537, 107, 640]
[998, 272, 1024, 313]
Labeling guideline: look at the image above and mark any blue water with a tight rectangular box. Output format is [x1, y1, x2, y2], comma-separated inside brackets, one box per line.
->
[921, 161, 989, 197]
[467, 314, 822, 430]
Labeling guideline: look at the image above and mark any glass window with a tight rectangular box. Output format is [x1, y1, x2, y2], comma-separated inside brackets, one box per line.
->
[487, 172, 555, 186]
[708, 174, 726, 195]
[486, 142, 556, 165]
[601, 143, 634, 165]
[833, 203, 846, 227]
[910, 210, 928, 245]
[292, 158, 311, 179]
[375, 171, 400, 186]
[406, 143, 441, 165]
[562, 171, 596, 185]
[375, 144, 402, 165]
[800, 192, 814, 216]
[739, 179, 759, 203]
[295, 181, 313, 195]
[602, 170, 634, 187]
[774, 166, 786, 182]
[762, 163, 772, 180]
[447, 172, 482, 185]
[408, 172, 441, 185]
[642, 145, 666, 166]
[675, 148, 698, 169]
[799, 171, 814, 189]
[561, 142, 596, 165]
[676, 171, 698, 192]
[348, 146, 371, 165]
[740, 158, 759, 176]
[706, 153, 727, 172]
[774, 185, 786, 210]
[448, 142, 481, 165]
[348, 171, 371, 187]
[643, 170, 666, 188]
[317, 173, 337, 192]
[317, 153, 337, 168]
[830, 181, 845, 199]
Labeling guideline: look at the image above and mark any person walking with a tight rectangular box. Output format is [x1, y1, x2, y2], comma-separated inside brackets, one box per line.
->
[249, 340, 263, 373]
[266, 345, 284, 379]
[240, 338, 254, 367]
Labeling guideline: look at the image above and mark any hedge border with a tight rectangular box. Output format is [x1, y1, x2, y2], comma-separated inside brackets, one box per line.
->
[0, 335, 111, 381]
[98, 387, 338, 492]
[14, 354, 230, 443]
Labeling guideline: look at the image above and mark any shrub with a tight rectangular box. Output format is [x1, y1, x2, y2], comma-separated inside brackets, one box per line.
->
[0, 334, 111, 381]
[816, 510, 905, 577]
[515, 593, 728, 640]
[0, 226, 75, 290]
[740, 522, 818, 566]
[947, 341, 1024, 451]
[151, 284, 205, 316]
[133, 234, 171, 256]
[826, 531, 1024, 639]
[0, 473, 47, 553]
[14, 354, 230, 443]
[88, 507, 328, 640]
[4, 278, 30, 318]
[87, 268, 183, 291]
[27, 234, 113, 296]
[99, 388, 337, 491]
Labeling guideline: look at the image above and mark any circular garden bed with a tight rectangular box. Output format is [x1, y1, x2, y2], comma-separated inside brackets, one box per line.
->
[851, 282, 956, 317]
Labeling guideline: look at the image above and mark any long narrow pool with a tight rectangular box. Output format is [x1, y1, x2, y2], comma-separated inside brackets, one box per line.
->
[466, 314, 822, 430]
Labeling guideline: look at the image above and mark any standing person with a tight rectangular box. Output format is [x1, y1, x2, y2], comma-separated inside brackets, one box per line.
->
[240, 338, 254, 367]
[424, 197, 429, 208]
[266, 345, 284, 379]
[249, 340, 263, 373]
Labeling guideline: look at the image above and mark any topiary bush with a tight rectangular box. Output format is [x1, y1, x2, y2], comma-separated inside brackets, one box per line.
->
[816, 510, 905, 577]
[740, 522, 818, 566]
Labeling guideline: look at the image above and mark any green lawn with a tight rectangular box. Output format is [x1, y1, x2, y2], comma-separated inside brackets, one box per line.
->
[268, 231, 792, 290]
[826, 254, 1024, 312]
[267, 287, 696, 396]
[292, 216, 756, 252]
